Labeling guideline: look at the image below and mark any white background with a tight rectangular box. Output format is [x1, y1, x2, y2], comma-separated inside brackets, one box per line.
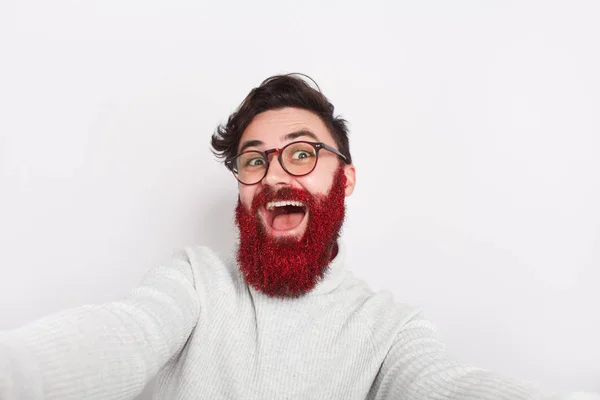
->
[1, 0, 598, 397]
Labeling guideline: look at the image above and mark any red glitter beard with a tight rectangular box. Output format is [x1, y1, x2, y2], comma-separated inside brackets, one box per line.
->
[235, 167, 347, 298]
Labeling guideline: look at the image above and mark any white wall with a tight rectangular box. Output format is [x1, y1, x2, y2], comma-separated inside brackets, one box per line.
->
[1, 0, 598, 397]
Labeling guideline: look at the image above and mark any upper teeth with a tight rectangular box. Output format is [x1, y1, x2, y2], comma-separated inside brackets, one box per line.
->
[265, 200, 305, 211]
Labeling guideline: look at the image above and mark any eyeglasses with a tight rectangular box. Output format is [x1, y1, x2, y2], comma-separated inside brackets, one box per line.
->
[225, 141, 349, 185]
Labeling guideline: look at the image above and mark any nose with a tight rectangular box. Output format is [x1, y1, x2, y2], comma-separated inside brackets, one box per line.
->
[262, 151, 292, 187]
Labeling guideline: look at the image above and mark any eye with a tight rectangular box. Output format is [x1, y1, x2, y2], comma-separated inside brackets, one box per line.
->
[292, 150, 313, 160]
[245, 157, 266, 167]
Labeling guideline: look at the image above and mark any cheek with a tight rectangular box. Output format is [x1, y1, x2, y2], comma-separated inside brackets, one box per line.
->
[297, 167, 335, 195]
[238, 185, 256, 210]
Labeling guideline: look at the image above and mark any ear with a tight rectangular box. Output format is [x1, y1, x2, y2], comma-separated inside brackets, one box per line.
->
[343, 164, 356, 196]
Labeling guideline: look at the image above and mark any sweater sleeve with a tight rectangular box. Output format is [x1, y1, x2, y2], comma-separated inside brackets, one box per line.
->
[369, 314, 599, 400]
[0, 250, 201, 400]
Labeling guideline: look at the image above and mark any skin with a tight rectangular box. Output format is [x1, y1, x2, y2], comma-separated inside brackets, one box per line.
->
[237, 107, 357, 238]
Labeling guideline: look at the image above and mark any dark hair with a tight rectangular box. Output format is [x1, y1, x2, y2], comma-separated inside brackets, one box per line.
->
[211, 73, 352, 164]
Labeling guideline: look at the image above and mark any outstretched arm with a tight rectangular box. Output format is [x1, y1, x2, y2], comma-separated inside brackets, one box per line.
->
[0, 250, 201, 400]
[368, 314, 599, 400]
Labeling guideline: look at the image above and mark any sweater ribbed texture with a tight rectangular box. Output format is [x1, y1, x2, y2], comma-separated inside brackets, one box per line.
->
[1, 241, 597, 399]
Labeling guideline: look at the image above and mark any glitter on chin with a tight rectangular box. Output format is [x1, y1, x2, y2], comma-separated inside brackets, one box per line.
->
[235, 167, 347, 298]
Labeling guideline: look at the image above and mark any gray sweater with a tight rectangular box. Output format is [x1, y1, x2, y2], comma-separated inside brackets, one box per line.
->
[0, 241, 597, 399]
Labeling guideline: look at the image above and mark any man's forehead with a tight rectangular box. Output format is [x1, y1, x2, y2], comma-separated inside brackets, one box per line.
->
[241, 127, 321, 143]
[238, 108, 333, 150]
[238, 130, 321, 154]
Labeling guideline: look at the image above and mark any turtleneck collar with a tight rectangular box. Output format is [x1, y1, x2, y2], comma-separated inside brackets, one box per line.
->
[307, 239, 347, 296]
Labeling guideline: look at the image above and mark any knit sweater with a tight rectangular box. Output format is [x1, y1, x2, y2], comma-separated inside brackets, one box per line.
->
[0, 241, 597, 400]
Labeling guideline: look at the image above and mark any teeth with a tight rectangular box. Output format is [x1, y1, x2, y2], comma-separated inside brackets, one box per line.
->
[265, 200, 305, 211]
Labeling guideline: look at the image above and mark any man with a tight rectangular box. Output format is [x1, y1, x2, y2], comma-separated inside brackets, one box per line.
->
[0, 74, 597, 399]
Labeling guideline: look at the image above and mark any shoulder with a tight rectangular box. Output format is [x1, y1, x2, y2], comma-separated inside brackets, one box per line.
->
[341, 273, 420, 323]
[177, 245, 246, 296]
[341, 274, 422, 352]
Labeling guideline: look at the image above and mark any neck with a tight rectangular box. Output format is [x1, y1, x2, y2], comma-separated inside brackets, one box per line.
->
[329, 241, 339, 262]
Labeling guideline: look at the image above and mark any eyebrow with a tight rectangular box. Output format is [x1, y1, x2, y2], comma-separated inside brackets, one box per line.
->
[238, 130, 320, 153]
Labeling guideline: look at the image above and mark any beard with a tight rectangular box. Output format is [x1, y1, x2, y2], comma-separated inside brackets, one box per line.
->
[234, 167, 347, 298]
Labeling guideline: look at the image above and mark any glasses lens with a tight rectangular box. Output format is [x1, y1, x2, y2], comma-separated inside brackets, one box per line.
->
[234, 151, 267, 184]
[281, 142, 317, 175]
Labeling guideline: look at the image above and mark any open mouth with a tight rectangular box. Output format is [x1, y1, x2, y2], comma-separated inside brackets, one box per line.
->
[262, 200, 308, 232]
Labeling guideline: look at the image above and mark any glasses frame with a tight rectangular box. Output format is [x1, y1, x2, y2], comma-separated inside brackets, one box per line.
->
[225, 141, 349, 185]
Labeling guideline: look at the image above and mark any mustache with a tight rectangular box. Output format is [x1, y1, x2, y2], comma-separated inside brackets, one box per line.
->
[251, 186, 314, 211]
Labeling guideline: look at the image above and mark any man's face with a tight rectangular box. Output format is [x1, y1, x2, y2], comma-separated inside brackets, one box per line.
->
[234, 107, 356, 297]
[237, 107, 356, 238]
